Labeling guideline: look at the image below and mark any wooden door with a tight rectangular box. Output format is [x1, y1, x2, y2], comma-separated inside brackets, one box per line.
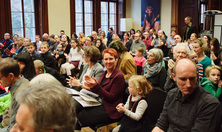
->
[178, 0, 199, 38]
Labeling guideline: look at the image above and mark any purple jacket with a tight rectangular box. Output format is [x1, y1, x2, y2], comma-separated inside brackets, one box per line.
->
[91, 67, 125, 119]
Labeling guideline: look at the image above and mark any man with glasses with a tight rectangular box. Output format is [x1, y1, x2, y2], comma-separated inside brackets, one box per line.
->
[130, 32, 146, 56]
[0, 58, 29, 132]
[0, 33, 13, 58]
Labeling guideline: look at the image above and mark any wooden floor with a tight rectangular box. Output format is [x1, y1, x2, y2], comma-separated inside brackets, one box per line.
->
[75, 123, 117, 132]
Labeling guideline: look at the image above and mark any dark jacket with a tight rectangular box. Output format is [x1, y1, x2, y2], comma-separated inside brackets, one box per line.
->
[45, 66, 67, 86]
[30, 50, 41, 61]
[0, 39, 13, 50]
[40, 51, 54, 68]
[91, 67, 125, 119]
[183, 24, 197, 41]
[147, 67, 167, 91]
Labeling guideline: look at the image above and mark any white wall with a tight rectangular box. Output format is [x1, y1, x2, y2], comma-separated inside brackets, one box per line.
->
[48, 0, 71, 36]
[126, 0, 172, 35]
[126, 0, 141, 31]
[161, 0, 171, 36]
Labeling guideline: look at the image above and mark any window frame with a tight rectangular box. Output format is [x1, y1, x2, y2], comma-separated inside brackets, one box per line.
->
[11, 0, 36, 40]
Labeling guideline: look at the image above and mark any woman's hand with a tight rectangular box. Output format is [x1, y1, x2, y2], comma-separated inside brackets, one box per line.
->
[66, 76, 80, 87]
[84, 75, 97, 88]
[81, 84, 91, 91]
[116, 103, 126, 113]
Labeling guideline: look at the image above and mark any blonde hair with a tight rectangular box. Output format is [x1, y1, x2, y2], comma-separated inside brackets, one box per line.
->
[18, 37, 24, 41]
[34, 60, 44, 70]
[129, 75, 152, 96]
[205, 65, 222, 77]
[193, 38, 208, 52]
[24, 37, 31, 42]
[40, 42, 49, 48]
[136, 47, 145, 55]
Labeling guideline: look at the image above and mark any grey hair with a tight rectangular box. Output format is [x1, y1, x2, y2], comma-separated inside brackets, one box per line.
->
[149, 48, 163, 63]
[92, 31, 97, 35]
[29, 73, 62, 86]
[16, 84, 76, 132]
[173, 43, 190, 54]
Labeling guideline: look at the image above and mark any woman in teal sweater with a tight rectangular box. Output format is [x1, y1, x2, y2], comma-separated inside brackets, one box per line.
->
[199, 65, 222, 98]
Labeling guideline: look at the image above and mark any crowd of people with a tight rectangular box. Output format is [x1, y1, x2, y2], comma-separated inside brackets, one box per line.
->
[0, 15, 221, 132]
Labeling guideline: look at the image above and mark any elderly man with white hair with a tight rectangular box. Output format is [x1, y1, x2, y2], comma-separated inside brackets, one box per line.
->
[164, 43, 190, 92]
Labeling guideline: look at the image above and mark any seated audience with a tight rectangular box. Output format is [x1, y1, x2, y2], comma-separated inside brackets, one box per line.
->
[61, 34, 71, 55]
[14, 37, 24, 56]
[42, 33, 53, 48]
[142, 31, 152, 51]
[54, 44, 65, 66]
[60, 30, 70, 43]
[205, 38, 221, 65]
[34, 60, 67, 86]
[134, 47, 146, 75]
[26, 42, 40, 61]
[99, 31, 108, 46]
[152, 59, 221, 132]
[188, 33, 197, 50]
[151, 30, 168, 57]
[166, 30, 176, 49]
[76, 48, 125, 129]
[203, 35, 211, 46]
[39, 42, 55, 68]
[193, 38, 211, 77]
[78, 32, 86, 45]
[109, 41, 137, 80]
[0, 58, 29, 131]
[67, 46, 104, 90]
[164, 43, 190, 92]
[130, 32, 146, 56]
[122, 32, 132, 52]
[107, 27, 114, 46]
[10, 77, 76, 132]
[113, 75, 152, 132]
[21, 37, 31, 53]
[71, 32, 78, 39]
[49, 34, 56, 53]
[92, 31, 99, 45]
[95, 39, 106, 64]
[174, 35, 182, 44]
[35, 35, 42, 51]
[144, 48, 167, 90]
[14, 52, 36, 81]
[61, 38, 84, 76]
[83, 36, 93, 47]
[199, 65, 222, 99]
[188, 50, 203, 80]
[0, 33, 13, 53]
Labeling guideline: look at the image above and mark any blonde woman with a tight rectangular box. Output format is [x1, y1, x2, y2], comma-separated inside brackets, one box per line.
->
[99, 31, 108, 46]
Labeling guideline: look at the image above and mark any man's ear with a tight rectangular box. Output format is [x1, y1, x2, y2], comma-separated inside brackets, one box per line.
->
[39, 69, 44, 74]
[172, 73, 176, 82]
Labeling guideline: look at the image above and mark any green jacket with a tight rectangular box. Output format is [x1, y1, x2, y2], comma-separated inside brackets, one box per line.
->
[199, 78, 222, 98]
[0, 93, 11, 115]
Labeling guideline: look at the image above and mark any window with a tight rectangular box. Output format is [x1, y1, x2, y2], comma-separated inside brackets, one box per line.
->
[101, 1, 117, 34]
[11, 0, 36, 41]
[75, 0, 93, 37]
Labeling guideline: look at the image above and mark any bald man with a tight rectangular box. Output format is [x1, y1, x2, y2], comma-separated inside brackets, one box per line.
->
[152, 59, 221, 132]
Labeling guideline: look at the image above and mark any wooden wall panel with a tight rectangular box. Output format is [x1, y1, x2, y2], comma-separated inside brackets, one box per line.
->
[0, 0, 12, 38]
[178, 0, 199, 38]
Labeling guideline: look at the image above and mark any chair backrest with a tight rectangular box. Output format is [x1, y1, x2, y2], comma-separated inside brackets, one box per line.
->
[145, 87, 167, 127]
